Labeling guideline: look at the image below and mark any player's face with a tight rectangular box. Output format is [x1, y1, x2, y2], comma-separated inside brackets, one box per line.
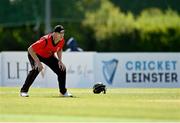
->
[55, 31, 64, 41]
[59, 30, 64, 38]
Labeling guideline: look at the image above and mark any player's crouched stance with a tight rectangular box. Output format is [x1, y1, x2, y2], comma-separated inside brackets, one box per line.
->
[20, 25, 72, 97]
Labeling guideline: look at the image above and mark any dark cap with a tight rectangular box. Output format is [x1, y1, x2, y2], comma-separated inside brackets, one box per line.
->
[54, 25, 64, 33]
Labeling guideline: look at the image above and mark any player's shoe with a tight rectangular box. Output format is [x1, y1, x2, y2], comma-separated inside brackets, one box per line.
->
[20, 92, 29, 97]
[61, 91, 73, 97]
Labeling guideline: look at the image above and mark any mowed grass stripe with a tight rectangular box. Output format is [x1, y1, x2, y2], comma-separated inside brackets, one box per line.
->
[0, 87, 180, 122]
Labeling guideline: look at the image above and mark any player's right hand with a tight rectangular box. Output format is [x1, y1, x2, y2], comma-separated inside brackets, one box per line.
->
[35, 62, 43, 71]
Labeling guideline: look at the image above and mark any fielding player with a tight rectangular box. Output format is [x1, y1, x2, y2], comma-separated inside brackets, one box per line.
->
[20, 25, 72, 97]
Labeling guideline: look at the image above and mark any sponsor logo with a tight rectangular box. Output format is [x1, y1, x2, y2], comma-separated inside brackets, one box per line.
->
[102, 59, 118, 84]
[125, 60, 178, 83]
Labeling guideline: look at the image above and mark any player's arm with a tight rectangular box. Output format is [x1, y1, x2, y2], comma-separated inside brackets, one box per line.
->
[28, 46, 40, 64]
[28, 46, 43, 71]
[57, 49, 65, 71]
[28, 39, 46, 71]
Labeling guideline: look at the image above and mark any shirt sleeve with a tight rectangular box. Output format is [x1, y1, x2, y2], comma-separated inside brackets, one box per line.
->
[31, 38, 46, 53]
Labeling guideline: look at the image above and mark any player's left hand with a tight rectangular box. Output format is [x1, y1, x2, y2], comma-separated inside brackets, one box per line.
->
[58, 61, 66, 71]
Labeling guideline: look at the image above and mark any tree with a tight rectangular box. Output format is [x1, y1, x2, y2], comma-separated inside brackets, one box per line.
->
[83, 0, 135, 41]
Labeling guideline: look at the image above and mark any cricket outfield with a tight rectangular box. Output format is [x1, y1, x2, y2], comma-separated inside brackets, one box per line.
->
[0, 87, 180, 122]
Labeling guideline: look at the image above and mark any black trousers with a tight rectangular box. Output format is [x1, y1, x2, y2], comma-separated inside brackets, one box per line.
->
[20, 54, 67, 94]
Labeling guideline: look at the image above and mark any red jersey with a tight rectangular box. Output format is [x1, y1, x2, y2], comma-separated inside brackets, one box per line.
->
[31, 33, 65, 58]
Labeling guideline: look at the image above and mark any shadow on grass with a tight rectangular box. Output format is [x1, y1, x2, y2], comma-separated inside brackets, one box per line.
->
[45, 95, 80, 98]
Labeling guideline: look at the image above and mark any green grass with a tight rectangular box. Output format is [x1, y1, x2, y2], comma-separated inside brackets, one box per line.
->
[0, 87, 180, 122]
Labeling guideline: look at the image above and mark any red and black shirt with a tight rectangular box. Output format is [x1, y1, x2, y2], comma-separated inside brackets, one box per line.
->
[31, 33, 65, 58]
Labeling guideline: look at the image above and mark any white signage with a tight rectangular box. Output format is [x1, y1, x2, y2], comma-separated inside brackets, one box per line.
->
[94, 53, 180, 88]
[0, 52, 45, 87]
[0, 52, 95, 88]
[45, 52, 95, 88]
[0, 52, 180, 88]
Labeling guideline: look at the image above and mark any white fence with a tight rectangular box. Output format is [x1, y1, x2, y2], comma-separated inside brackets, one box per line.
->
[0, 52, 180, 88]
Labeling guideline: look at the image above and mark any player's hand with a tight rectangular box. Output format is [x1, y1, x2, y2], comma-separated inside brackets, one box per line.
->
[58, 61, 66, 71]
[35, 62, 43, 71]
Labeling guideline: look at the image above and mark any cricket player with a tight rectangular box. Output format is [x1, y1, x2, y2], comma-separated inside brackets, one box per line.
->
[20, 25, 72, 97]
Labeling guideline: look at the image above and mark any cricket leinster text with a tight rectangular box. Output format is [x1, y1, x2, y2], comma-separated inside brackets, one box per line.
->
[125, 60, 178, 83]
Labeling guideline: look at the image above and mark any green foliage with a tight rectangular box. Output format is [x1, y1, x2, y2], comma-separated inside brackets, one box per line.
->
[83, 0, 135, 41]
[0, 25, 44, 51]
[0, 0, 44, 26]
[83, 2, 180, 52]
[136, 8, 180, 33]
[111, 0, 180, 15]
[0, 0, 180, 52]
[135, 8, 180, 51]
